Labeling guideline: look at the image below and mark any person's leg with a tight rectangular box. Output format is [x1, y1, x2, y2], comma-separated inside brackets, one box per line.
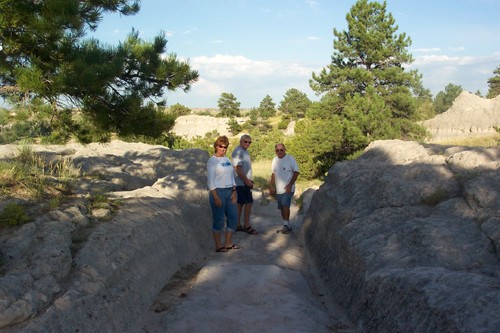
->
[212, 231, 226, 251]
[277, 193, 293, 233]
[210, 189, 227, 251]
[280, 205, 290, 221]
[236, 203, 244, 229]
[223, 196, 240, 249]
[243, 203, 252, 228]
[235, 186, 247, 230]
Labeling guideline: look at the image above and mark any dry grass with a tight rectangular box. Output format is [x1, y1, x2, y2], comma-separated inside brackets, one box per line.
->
[0, 146, 80, 201]
[429, 133, 500, 147]
[252, 159, 272, 190]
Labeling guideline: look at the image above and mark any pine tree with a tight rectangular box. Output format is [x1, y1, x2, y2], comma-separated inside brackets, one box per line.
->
[217, 92, 241, 117]
[279, 88, 311, 119]
[486, 65, 500, 98]
[310, 0, 422, 119]
[258, 95, 276, 119]
[0, 0, 199, 140]
[433, 83, 463, 114]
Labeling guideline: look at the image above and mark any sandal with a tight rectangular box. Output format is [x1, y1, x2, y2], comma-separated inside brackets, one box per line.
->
[215, 247, 228, 252]
[244, 226, 259, 235]
[225, 244, 241, 250]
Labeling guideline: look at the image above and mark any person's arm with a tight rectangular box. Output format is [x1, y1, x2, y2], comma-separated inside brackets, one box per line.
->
[207, 159, 223, 207]
[235, 165, 253, 187]
[284, 171, 299, 193]
[230, 166, 237, 203]
[269, 173, 276, 196]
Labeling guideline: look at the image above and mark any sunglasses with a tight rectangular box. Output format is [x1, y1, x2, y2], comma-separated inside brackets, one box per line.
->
[275, 149, 284, 152]
[243, 141, 252, 144]
[218, 145, 228, 149]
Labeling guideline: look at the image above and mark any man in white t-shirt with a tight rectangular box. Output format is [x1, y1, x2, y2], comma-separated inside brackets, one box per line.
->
[232, 134, 258, 235]
[269, 143, 299, 234]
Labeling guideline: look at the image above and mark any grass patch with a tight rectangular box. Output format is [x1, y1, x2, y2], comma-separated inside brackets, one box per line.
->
[431, 133, 500, 147]
[0, 145, 80, 202]
[0, 203, 30, 226]
[252, 159, 272, 190]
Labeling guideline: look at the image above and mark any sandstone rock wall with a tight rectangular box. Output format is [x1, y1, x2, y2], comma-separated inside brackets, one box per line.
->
[0, 141, 212, 333]
[304, 140, 500, 332]
[421, 91, 500, 141]
[172, 115, 245, 139]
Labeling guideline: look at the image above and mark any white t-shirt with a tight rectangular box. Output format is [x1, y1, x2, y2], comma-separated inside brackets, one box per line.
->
[207, 156, 236, 191]
[271, 154, 299, 194]
[232, 145, 252, 186]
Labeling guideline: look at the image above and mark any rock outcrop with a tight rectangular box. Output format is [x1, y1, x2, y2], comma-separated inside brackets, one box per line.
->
[172, 115, 245, 139]
[421, 91, 500, 141]
[304, 140, 500, 332]
[1, 138, 499, 332]
[0, 141, 212, 333]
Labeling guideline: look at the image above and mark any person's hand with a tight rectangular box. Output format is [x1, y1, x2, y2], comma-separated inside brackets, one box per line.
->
[231, 191, 237, 203]
[245, 179, 254, 188]
[284, 184, 292, 193]
[214, 197, 222, 207]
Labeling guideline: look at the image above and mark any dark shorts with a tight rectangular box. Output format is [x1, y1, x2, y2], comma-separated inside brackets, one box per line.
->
[276, 192, 294, 209]
[236, 185, 253, 204]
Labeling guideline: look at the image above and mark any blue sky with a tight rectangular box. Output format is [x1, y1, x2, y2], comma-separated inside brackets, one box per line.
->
[91, 0, 500, 108]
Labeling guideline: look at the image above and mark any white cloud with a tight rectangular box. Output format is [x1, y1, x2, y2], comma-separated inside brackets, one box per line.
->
[190, 54, 317, 79]
[167, 54, 321, 108]
[305, 0, 319, 8]
[411, 54, 476, 66]
[409, 53, 500, 95]
[167, 52, 500, 108]
[412, 47, 441, 53]
[307, 36, 320, 41]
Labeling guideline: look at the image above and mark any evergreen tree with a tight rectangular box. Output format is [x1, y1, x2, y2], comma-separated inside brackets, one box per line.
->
[0, 0, 199, 140]
[258, 95, 276, 118]
[433, 83, 463, 114]
[227, 117, 242, 135]
[292, 0, 428, 178]
[279, 88, 311, 119]
[486, 65, 500, 98]
[217, 92, 241, 117]
[309, 0, 422, 119]
[288, 117, 343, 179]
[168, 103, 192, 117]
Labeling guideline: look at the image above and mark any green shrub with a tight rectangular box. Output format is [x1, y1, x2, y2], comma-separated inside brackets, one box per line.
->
[0, 203, 30, 226]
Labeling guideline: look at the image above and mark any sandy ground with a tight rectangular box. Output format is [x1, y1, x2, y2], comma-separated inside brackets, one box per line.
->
[125, 190, 358, 333]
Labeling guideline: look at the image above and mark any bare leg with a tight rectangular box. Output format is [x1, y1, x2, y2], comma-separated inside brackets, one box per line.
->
[243, 203, 253, 228]
[237, 204, 243, 228]
[223, 230, 234, 248]
[213, 231, 223, 250]
[280, 206, 290, 221]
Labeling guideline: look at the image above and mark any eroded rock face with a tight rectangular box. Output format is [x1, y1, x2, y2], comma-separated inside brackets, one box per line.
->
[421, 91, 500, 141]
[172, 115, 246, 139]
[304, 140, 500, 332]
[0, 141, 212, 333]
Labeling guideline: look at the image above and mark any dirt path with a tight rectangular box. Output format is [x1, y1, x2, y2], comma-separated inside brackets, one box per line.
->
[126, 190, 358, 333]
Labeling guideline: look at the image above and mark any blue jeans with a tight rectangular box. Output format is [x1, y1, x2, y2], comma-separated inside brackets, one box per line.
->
[209, 188, 238, 232]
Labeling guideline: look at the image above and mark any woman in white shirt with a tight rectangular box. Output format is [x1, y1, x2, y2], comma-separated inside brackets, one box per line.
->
[207, 135, 241, 252]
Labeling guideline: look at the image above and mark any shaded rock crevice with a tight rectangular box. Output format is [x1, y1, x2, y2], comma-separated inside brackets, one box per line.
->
[304, 140, 500, 333]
